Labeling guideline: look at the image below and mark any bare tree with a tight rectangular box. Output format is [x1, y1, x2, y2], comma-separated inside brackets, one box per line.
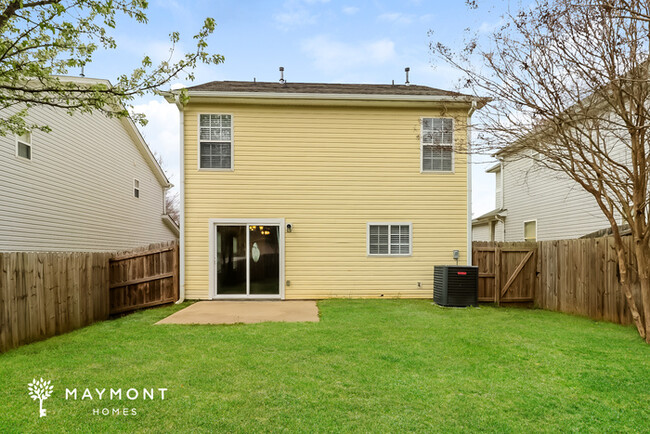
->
[154, 152, 179, 225]
[165, 190, 180, 226]
[433, 0, 650, 341]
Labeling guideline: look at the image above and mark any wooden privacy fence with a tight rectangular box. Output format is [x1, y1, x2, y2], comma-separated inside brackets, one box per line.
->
[109, 242, 179, 315]
[0, 251, 111, 353]
[536, 236, 643, 326]
[473, 237, 645, 326]
[0, 241, 178, 353]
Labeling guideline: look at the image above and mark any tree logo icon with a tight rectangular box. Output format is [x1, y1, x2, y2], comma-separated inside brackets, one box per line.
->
[28, 378, 53, 417]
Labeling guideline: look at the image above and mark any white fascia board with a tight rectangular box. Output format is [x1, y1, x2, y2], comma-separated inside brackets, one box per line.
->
[162, 214, 180, 237]
[185, 90, 480, 103]
[52, 75, 112, 87]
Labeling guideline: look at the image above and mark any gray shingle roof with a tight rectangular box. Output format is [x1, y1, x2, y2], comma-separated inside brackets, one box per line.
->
[472, 208, 507, 224]
[186, 80, 471, 97]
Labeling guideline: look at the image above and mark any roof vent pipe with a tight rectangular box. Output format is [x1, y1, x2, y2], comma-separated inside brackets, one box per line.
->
[405, 67, 410, 86]
[279, 67, 285, 84]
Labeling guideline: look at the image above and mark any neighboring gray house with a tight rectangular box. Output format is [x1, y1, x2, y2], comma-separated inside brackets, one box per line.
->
[0, 77, 179, 251]
[472, 151, 611, 242]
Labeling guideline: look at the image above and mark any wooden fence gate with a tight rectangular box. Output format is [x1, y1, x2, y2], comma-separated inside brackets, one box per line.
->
[108, 242, 179, 315]
[473, 242, 537, 304]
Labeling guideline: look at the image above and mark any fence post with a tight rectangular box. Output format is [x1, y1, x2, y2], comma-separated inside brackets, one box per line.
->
[494, 246, 501, 306]
[535, 241, 541, 307]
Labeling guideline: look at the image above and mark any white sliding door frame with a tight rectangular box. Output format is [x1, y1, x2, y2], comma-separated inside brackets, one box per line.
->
[208, 218, 285, 300]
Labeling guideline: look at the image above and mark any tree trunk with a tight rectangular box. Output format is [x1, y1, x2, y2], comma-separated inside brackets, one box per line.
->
[633, 239, 650, 343]
[614, 241, 646, 338]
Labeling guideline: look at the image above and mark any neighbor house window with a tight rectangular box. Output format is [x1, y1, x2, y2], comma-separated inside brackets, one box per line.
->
[133, 179, 140, 198]
[524, 220, 537, 242]
[368, 223, 412, 256]
[421, 118, 453, 172]
[16, 131, 32, 160]
[199, 114, 232, 169]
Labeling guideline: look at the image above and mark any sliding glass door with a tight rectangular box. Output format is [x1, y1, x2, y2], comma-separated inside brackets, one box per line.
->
[216, 225, 247, 295]
[215, 223, 281, 298]
[248, 225, 280, 295]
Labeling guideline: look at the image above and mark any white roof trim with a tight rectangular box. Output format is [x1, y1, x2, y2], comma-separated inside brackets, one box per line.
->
[183, 90, 480, 103]
[53, 75, 112, 87]
[162, 214, 180, 237]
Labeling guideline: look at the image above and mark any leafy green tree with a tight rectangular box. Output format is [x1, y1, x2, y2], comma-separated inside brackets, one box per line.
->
[0, 0, 223, 135]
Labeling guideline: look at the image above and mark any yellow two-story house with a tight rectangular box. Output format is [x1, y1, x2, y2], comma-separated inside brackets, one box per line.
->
[166, 80, 483, 300]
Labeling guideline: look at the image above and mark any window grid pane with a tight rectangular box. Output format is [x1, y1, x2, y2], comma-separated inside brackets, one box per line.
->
[370, 224, 410, 255]
[200, 114, 232, 169]
[422, 117, 453, 172]
[423, 144, 452, 172]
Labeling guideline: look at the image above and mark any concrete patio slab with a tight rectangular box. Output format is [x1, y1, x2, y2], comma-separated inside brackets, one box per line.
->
[155, 301, 319, 325]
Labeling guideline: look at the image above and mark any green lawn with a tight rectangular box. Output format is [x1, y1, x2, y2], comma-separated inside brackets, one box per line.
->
[1, 300, 649, 433]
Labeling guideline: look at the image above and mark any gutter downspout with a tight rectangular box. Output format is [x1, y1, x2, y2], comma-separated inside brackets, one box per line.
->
[467, 100, 477, 266]
[174, 96, 185, 304]
[499, 158, 505, 241]
[163, 187, 168, 215]
[499, 159, 504, 210]
[495, 216, 506, 241]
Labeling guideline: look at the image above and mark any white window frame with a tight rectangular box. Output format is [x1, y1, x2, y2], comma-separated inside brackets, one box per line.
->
[133, 178, 140, 198]
[420, 117, 454, 173]
[15, 131, 32, 161]
[523, 219, 537, 242]
[197, 113, 234, 171]
[366, 222, 413, 257]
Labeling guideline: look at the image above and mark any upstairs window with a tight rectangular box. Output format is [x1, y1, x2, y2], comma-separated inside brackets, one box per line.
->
[133, 179, 140, 198]
[368, 223, 412, 256]
[421, 118, 453, 172]
[16, 131, 32, 160]
[199, 114, 232, 169]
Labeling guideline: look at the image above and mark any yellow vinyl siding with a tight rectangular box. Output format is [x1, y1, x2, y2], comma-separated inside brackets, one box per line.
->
[183, 101, 469, 299]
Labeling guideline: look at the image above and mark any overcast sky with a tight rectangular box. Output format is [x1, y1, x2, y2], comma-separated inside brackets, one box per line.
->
[84, 0, 513, 217]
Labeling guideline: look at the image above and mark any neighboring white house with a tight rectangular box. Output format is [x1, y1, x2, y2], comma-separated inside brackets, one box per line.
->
[472, 150, 614, 242]
[0, 77, 179, 252]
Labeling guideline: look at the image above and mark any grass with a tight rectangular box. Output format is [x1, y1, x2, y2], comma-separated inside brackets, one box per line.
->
[1, 300, 649, 433]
